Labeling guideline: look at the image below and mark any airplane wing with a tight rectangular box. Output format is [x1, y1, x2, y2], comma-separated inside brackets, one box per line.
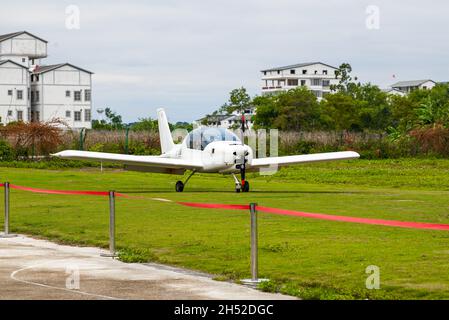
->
[248, 151, 360, 169]
[52, 150, 203, 173]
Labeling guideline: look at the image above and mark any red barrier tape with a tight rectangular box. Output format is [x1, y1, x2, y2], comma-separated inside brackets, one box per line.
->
[178, 201, 449, 232]
[2, 183, 449, 231]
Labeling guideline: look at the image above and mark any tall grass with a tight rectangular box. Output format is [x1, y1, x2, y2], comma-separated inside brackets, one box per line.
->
[1, 127, 448, 160]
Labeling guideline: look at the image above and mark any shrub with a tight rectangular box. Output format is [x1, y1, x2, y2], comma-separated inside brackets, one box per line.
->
[0, 140, 15, 161]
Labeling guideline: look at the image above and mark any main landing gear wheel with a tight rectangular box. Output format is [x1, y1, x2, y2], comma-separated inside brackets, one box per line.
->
[242, 181, 250, 192]
[175, 181, 184, 192]
[175, 170, 196, 192]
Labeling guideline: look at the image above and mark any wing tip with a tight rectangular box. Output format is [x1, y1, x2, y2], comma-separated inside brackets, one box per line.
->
[346, 151, 360, 159]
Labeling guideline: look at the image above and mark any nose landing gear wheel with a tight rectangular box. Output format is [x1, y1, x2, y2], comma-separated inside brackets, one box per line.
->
[242, 181, 250, 192]
[175, 181, 184, 192]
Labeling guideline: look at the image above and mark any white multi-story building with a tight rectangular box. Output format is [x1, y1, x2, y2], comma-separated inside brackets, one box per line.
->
[0, 60, 30, 123]
[31, 63, 93, 128]
[0, 31, 93, 129]
[261, 62, 340, 99]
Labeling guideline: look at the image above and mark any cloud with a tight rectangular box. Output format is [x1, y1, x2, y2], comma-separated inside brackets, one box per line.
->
[1, 0, 449, 122]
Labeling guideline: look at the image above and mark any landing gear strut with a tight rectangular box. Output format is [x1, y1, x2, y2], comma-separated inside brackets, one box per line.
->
[232, 173, 250, 193]
[175, 170, 196, 192]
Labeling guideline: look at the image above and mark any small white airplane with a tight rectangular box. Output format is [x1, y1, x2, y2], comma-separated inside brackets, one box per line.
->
[53, 109, 360, 193]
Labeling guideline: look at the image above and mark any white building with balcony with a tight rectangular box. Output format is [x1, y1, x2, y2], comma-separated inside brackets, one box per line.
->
[0, 31, 93, 128]
[261, 62, 340, 99]
[390, 79, 436, 94]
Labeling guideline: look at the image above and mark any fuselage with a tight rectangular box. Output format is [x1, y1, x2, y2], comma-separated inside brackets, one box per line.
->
[161, 127, 253, 173]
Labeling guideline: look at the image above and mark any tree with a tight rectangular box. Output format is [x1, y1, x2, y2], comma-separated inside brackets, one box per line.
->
[252, 95, 278, 128]
[220, 87, 252, 114]
[330, 63, 360, 96]
[92, 108, 124, 130]
[273, 87, 321, 131]
[416, 84, 449, 127]
[172, 121, 193, 132]
[389, 84, 449, 132]
[130, 117, 158, 131]
[355, 84, 392, 131]
[320, 93, 360, 131]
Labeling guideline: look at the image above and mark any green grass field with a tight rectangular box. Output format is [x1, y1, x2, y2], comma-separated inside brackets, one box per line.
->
[1, 158, 449, 299]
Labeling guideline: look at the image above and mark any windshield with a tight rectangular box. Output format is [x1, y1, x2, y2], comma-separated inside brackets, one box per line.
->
[184, 127, 241, 150]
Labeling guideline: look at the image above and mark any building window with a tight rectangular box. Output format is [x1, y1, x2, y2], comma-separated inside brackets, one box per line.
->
[17, 111, 23, 121]
[311, 79, 321, 86]
[314, 70, 318, 75]
[84, 109, 91, 122]
[74, 111, 81, 121]
[302, 70, 307, 74]
[74, 91, 81, 101]
[66, 91, 71, 97]
[323, 70, 328, 75]
[85, 90, 91, 101]
[35, 111, 40, 121]
[287, 79, 299, 86]
[312, 90, 322, 98]
[322, 80, 330, 87]
[17, 90, 23, 100]
[7, 110, 12, 117]
[263, 71, 267, 75]
[301, 80, 306, 86]
[22, 58, 26, 63]
[31, 91, 34, 102]
[35, 91, 40, 102]
[290, 69, 296, 74]
[66, 111, 71, 118]
[7, 90, 12, 96]
[277, 70, 280, 74]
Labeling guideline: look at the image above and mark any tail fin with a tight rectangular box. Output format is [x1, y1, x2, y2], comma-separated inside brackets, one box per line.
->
[157, 108, 175, 154]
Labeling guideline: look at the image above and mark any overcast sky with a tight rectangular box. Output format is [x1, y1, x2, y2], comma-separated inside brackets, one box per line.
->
[1, 0, 448, 123]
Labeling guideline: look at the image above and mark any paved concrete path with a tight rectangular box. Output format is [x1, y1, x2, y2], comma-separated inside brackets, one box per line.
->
[0, 235, 294, 300]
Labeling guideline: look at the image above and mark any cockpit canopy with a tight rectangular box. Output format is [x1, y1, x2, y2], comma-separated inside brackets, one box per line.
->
[184, 127, 241, 150]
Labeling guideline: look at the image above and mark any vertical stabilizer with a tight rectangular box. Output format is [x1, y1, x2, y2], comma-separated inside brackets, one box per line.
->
[157, 108, 175, 154]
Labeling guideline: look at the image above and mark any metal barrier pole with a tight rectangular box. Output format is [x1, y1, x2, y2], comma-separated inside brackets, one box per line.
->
[101, 190, 117, 257]
[1, 182, 16, 238]
[241, 203, 268, 286]
[250, 202, 258, 281]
